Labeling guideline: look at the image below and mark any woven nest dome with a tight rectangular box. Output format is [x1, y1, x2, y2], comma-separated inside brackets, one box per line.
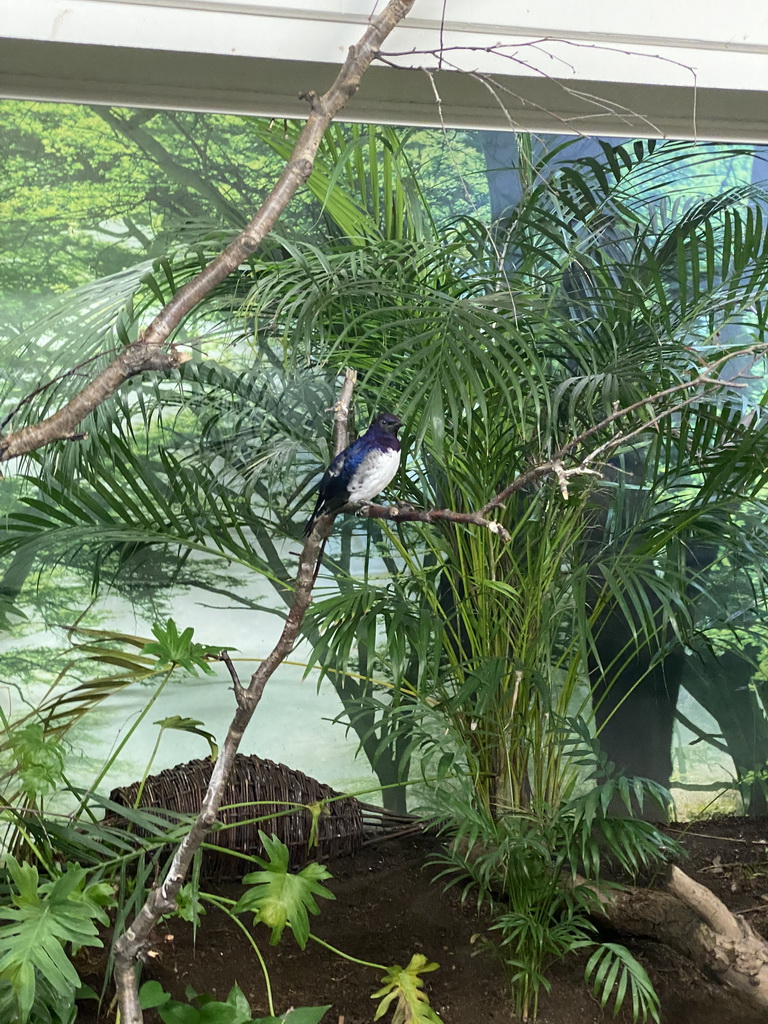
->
[108, 754, 365, 875]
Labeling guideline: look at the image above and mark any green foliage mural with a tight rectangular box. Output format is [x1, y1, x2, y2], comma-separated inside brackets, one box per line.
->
[0, 102, 487, 317]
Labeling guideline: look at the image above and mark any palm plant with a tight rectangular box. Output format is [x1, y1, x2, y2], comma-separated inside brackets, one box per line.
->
[248, 138, 768, 809]
[5, 120, 768, 1018]
[4, 132, 768, 811]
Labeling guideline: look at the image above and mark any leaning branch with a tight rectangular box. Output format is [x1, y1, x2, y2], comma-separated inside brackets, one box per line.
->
[113, 525, 334, 1022]
[112, 383, 357, 1023]
[0, 0, 416, 464]
[103, 0, 418, 1015]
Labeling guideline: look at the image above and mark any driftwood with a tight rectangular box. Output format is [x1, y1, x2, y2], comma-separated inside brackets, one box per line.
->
[461, 829, 768, 1014]
[584, 865, 768, 1013]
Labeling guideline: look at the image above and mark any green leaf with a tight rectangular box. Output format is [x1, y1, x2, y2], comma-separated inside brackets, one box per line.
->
[279, 1008, 332, 1024]
[225, 983, 251, 1017]
[154, 716, 219, 759]
[371, 954, 442, 1024]
[585, 943, 660, 1023]
[251, 1009, 330, 1024]
[140, 980, 172, 1009]
[234, 833, 334, 949]
[148, 983, 281, 1024]
[158, 1002, 201, 1024]
[197, 1004, 247, 1023]
[0, 858, 104, 1022]
[140, 618, 219, 676]
[8, 723, 66, 797]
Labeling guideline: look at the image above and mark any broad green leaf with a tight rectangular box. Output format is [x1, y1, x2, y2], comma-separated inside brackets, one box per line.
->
[140, 980, 172, 1009]
[371, 954, 442, 1024]
[0, 858, 104, 1022]
[234, 832, 334, 948]
[141, 618, 219, 676]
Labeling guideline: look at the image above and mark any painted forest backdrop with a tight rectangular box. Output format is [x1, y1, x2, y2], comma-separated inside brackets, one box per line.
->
[2, 102, 768, 827]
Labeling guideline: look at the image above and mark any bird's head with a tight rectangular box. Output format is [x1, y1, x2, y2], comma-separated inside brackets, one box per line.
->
[372, 411, 402, 436]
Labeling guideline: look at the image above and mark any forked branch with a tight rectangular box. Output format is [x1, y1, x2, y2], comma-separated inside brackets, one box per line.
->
[111, 377, 358, 1022]
[356, 347, 763, 538]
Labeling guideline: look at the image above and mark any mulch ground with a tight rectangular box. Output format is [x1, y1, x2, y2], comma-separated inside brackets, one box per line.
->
[75, 817, 768, 1024]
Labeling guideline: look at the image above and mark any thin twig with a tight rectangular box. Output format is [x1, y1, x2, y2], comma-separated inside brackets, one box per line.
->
[666, 828, 768, 845]
[361, 502, 511, 541]
[311, 368, 359, 583]
[333, 369, 358, 455]
[220, 649, 247, 708]
[481, 345, 764, 516]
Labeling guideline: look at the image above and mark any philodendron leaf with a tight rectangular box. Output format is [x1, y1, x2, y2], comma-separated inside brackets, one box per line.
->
[233, 832, 334, 948]
[226, 983, 251, 1017]
[139, 980, 171, 1009]
[278, 1008, 332, 1023]
[140, 617, 222, 675]
[0, 858, 104, 1023]
[139, 980, 328, 1024]
[371, 954, 443, 1024]
[254, 1008, 332, 1024]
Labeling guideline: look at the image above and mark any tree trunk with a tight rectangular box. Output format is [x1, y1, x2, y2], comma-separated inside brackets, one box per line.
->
[683, 648, 768, 816]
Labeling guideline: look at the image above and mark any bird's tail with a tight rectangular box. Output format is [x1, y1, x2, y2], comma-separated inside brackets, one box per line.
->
[303, 496, 324, 537]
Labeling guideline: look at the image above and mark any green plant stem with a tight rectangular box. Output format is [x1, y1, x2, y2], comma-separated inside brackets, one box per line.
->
[201, 893, 275, 1016]
[307, 931, 386, 971]
[81, 666, 175, 810]
[133, 725, 167, 809]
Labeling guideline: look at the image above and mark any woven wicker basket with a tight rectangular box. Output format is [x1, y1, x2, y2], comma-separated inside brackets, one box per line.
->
[108, 754, 364, 875]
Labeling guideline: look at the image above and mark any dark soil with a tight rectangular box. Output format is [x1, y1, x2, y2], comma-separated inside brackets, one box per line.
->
[76, 817, 768, 1024]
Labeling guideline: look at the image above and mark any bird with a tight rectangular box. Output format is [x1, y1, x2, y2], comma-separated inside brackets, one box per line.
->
[304, 411, 402, 536]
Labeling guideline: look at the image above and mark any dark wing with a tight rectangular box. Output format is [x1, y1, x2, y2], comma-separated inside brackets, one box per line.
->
[303, 447, 353, 536]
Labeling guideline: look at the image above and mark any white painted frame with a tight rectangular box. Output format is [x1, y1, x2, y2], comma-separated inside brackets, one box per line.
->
[1, 1, 768, 139]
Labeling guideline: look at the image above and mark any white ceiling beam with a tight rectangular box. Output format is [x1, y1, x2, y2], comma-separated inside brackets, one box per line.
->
[1, 0, 767, 140]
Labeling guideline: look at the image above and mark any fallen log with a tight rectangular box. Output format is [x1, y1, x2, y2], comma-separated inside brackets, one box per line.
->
[584, 865, 768, 1013]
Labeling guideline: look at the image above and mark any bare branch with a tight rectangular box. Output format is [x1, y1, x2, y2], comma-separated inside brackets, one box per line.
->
[113, 520, 333, 1022]
[106, 2, 417, 1017]
[0, 342, 189, 464]
[362, 501, 512, 542]
[351, 346, 761, 541]
[0, 0, 416, 464]
[481, 345, 764, 516]
[220, 648, 247, 708]
[334, 368, 358, 455]
[376, 36, 699, 139]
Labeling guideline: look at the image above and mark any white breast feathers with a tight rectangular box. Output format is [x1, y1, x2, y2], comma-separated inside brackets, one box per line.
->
[347, 448, 401, 503]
